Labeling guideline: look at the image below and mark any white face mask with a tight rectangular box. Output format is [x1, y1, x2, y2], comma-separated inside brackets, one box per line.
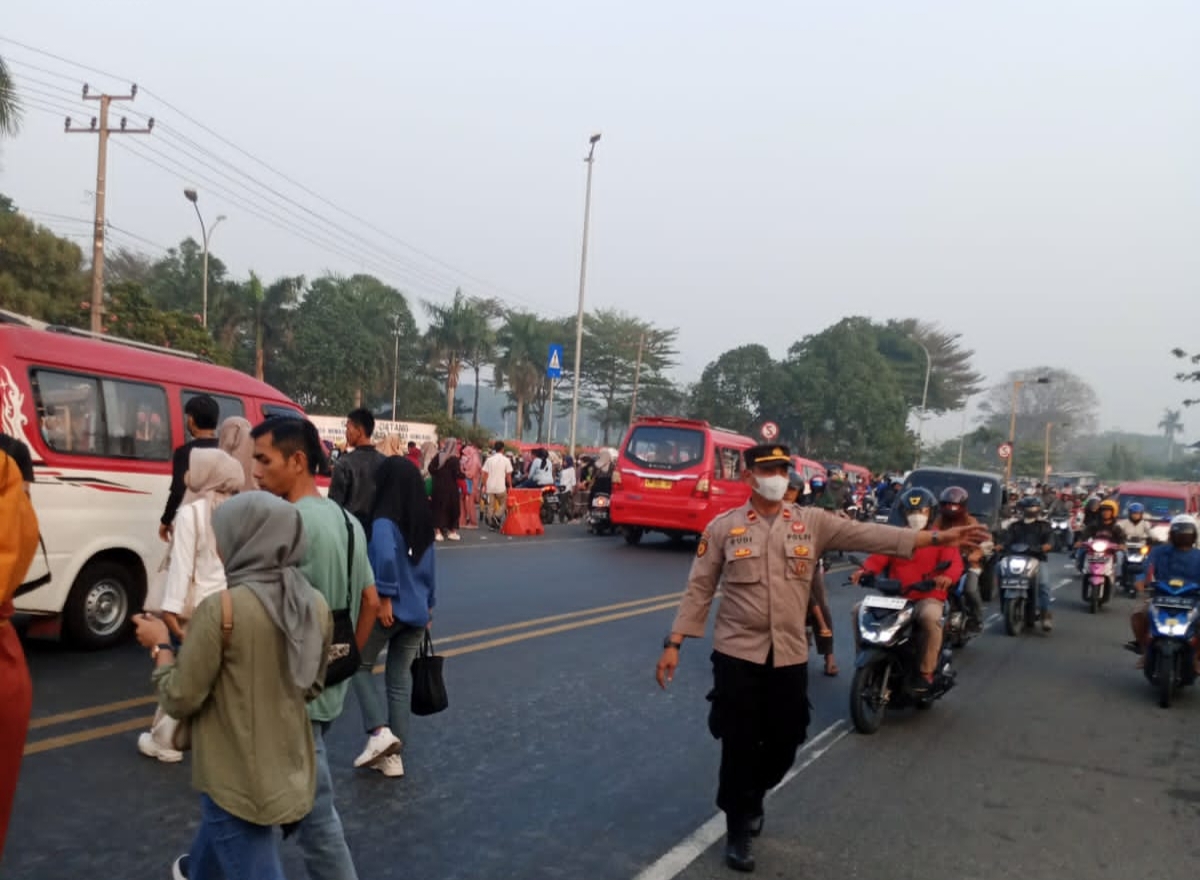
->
[754, 475, 790, 502]
[907, 512, 930, 530]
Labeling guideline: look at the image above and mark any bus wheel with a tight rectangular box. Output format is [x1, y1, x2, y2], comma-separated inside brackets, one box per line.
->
[64, 560, 137, 649]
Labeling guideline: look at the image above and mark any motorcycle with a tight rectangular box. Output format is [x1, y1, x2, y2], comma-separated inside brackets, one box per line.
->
[998, 543, 1043, 637]
[1144, 579, 1200, 708]
[1082, 537, 1117, 613]
[587, 492, 614, 535]
[943, 574, 980, 649]
[1050, 516, 1072, 553]
[847, 560, 956, 734]
[858, 495, 878, 523]
[539, 485, 561, 525]
[1122, 540, 1149, 596]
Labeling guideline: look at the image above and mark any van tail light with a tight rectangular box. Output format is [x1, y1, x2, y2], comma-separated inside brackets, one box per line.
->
[695, 473, 712, 496]
[612, 470, 623, 487]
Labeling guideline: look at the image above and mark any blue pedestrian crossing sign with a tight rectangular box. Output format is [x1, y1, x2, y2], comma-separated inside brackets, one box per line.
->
[547, 344, 564, 379]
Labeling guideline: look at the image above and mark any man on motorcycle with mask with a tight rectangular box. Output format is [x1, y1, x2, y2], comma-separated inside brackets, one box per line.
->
[850, 489, 963, 692]
[1000, 496, 1056, 631]
[1129, 515, 1200, 666]
[808, 474, 837, 512]
[934, 486, 987, 633]
[1074, 496, 1104, 570]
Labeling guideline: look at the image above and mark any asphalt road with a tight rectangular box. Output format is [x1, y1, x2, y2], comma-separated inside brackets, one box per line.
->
[6, 530, 1195, 880]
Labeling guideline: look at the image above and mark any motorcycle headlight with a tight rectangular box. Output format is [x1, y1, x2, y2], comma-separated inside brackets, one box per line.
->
[1153, 616, 1191, 637]
[860, 606, 913, 643]
[592, 496, 609, 508]
[1092, 540, 1109, 553]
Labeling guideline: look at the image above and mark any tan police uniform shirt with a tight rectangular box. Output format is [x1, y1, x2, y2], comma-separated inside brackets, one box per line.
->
[671, 501, 918, 667]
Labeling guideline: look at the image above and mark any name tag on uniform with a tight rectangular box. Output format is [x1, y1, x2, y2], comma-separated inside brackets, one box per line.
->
[793, 545, 810, 557]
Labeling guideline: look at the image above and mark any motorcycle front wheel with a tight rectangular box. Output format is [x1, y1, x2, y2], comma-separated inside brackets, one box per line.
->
[1159, 660, 1175, 709]
[1003, 597, 1025, 637]
[849, 659, 891, 734]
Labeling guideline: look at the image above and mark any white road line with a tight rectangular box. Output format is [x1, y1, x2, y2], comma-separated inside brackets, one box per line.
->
[632, 719, 850, 880]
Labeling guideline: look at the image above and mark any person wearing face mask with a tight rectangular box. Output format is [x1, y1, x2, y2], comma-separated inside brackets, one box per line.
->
[933, 486, 987, 633]
[1000, 496, 1056, 631]
[849, 489, 964, 693]
[655, 446, 989, 874]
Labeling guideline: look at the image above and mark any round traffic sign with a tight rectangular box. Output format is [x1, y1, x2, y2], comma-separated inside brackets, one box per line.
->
[997, 442, 1013, 460]
[761, 421, 780, 441]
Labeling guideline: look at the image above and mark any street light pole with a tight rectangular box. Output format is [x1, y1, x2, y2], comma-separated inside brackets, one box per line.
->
[1006, 375, 1051, 484]
[912, 339, 932, 469]
[391, 320, 400, 419]
[568, 133, 601, 459]
[184, 188, 224, 330]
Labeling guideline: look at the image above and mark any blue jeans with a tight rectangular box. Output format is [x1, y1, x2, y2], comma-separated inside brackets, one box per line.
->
[1036, 562, 1051, 611]
[294, 721, 358, 880]
[352, 621, 425, 745]
[187, 794, 284, 880]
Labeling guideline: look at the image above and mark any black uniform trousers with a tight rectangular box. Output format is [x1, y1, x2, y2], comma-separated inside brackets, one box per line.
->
[708, 649, 810, 827]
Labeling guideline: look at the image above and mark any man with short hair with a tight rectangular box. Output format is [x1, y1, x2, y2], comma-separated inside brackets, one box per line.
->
[251, 416, 380, 880]
[481, 440, 513, 529]
[329, 408, 386, 531]
[158, 395, 220, 542]
[406, 441, 424, 469]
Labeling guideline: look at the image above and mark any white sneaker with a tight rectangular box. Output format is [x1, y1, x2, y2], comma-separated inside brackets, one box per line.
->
[375, 753, 405, 777]
[447, 532, 461, 541]
[353, 728, 402, 768]
[137, 731, 184, 764]
[435, 532, 444, 542]
[172, 854, 190, 879]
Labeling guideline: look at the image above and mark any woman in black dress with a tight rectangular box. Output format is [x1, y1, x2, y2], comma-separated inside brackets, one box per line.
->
[428, 438, 462, 541]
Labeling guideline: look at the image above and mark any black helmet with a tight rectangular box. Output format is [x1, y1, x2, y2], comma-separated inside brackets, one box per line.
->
[1169, 515, 1198, 549]
[1018, 496, 1042, 518]
[902, 488, 937, 514]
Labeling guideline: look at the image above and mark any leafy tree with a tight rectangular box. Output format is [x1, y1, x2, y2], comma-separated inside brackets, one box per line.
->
[461, 296, 503, 427]
[0, 56, 20, 138]
[424, 288, 487, 418]
[689, 344, 777, 432]
[0, 209, 88, 325]
[105, 246, 155, 288]
[1172, 348, 1200, 407]
[1159, 408, 1184, 464]
[977, 368, 1099, 453]
[874, 318, 984, 415]
[784, 318, 911, 469]
[494, 310, 553, 442]
[144, 238, 231, 319]
[104, 282, 225, 361]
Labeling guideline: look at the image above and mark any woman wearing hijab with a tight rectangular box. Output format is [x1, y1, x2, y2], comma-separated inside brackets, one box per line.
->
[350, 456, 438, 777]
[0, 436, 38, 865]
[428, 437, 463, 541]
[459, 443, 481, 530]
[218, 416, 257, 493]
[134, 492, 333, 880]
[138, 448, 247, 763]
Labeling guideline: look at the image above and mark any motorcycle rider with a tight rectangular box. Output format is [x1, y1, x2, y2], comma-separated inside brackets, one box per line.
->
[1119, 502, 1154, 544]
[876, 477, 904, 512]
[806, 475, 832, 510]
[1000, 496, 1056, 632]
[1076, 498, 1127, 577]
[933, 486, 986, 633]
[1073, 496, 1104, 570]
[850, 488, 963, 692]
[1129, 515, 1200, 665]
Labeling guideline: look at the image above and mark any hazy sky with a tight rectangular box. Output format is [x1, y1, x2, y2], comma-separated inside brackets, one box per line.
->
[3, 2, 1198, 443]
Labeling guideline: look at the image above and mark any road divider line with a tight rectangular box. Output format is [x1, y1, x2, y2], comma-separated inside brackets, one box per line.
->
[24, 715, 154, 756]
[633, 720, 850, 880]
[28, 694, 159, 730]
[436, 592, 683, 645]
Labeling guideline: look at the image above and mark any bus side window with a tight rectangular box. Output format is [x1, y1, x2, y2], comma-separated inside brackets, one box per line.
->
[32, 369, 169, 460]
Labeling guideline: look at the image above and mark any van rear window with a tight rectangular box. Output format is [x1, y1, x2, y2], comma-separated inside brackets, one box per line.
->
[1117, 493, 1186, 520]
[624, 426, 705, 472]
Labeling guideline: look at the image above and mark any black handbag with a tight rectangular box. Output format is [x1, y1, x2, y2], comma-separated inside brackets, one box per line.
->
[324, 509, 362, 687]
[410, 630, 448, 716]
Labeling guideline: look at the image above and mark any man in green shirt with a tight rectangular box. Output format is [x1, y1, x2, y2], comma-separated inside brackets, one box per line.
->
[252, 416, 379, 880]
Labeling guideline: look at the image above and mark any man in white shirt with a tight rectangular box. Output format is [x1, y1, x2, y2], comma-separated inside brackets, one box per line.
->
[482, 441, 514, 528]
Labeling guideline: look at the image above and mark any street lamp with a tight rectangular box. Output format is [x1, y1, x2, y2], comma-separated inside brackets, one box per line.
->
[567, 132, 601, 458]
[183, 188, 225, 330]
[1006, 375, 1051, 484]
[912, 338, 932, 469]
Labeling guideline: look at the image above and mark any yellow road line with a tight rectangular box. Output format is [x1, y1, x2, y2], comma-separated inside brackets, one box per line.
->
[25, 595, 684, 755]
[24, 715, 154, 756]
[436, 592, 682, 645]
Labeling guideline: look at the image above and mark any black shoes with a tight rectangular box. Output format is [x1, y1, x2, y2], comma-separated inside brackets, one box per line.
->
[724, 832, 755, 873]
[747, 813, 764, 838]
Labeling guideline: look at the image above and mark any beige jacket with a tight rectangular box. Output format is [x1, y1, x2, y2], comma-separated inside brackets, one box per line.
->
[671, 502, 917, 667]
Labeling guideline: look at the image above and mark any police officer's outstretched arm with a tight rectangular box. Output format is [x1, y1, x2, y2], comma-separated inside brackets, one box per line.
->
[656, 523, 726, 689]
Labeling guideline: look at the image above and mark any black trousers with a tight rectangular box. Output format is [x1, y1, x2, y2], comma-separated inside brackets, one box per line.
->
[708, 650, 810, 826]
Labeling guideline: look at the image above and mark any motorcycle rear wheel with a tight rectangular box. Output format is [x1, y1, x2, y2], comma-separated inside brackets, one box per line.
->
[1159, 662, 1174, 709]
[850, 659, 890, 734]
[1003, 597, 1025, 637]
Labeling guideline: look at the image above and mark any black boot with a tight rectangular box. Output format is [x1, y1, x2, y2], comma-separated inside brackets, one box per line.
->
[746, 812, 764, 838]
[724, 830, 755, 873]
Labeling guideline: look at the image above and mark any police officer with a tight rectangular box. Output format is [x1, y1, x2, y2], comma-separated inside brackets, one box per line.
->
[655, 445, 989, 873]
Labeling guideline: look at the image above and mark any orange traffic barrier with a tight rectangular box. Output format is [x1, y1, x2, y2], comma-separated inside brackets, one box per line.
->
[502, 488, 545, 536]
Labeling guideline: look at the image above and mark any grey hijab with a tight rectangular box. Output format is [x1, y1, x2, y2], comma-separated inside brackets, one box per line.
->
[212, 492, 324, 690]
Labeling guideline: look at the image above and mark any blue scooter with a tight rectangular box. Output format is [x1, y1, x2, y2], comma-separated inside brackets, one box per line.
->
[1145, 579, 1200, 708]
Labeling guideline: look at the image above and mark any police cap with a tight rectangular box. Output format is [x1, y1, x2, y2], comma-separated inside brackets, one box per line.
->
[744, 445, 792, 469]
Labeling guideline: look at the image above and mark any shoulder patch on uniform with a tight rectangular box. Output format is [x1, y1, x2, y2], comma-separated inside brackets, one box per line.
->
[697, 536, 709, 558]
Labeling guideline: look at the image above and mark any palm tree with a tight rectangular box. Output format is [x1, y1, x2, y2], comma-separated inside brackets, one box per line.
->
[494, 311, 547, 442]
[462, 296, 502, 427]
[1159, 408, 1184, 464]
[423, 288, 478, 418]
[0, 56, 21, 138]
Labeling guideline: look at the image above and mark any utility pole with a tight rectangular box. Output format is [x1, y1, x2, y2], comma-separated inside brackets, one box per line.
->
[67, 84, 153, 333]
[568, 133, 602, 459]
[629, 332, 645, 425]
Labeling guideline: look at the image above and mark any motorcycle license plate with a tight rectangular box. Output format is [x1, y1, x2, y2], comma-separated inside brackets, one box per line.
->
[1154, 599, 1196, 611]
[643, 479, 672, 490]
[1001, 579, 1026, 588]
[863, 595, 908, 611]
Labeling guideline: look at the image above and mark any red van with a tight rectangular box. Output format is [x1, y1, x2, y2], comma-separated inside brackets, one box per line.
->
[0, 319, 306, 647]
[610, 416, 756, 544]
[791, 456, 827, 485]
[1113, 480, 1200, 522]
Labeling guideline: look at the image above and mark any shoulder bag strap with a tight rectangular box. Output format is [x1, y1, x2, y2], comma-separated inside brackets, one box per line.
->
[340, 507, 354, 613]
[219, 589, 234, 651]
